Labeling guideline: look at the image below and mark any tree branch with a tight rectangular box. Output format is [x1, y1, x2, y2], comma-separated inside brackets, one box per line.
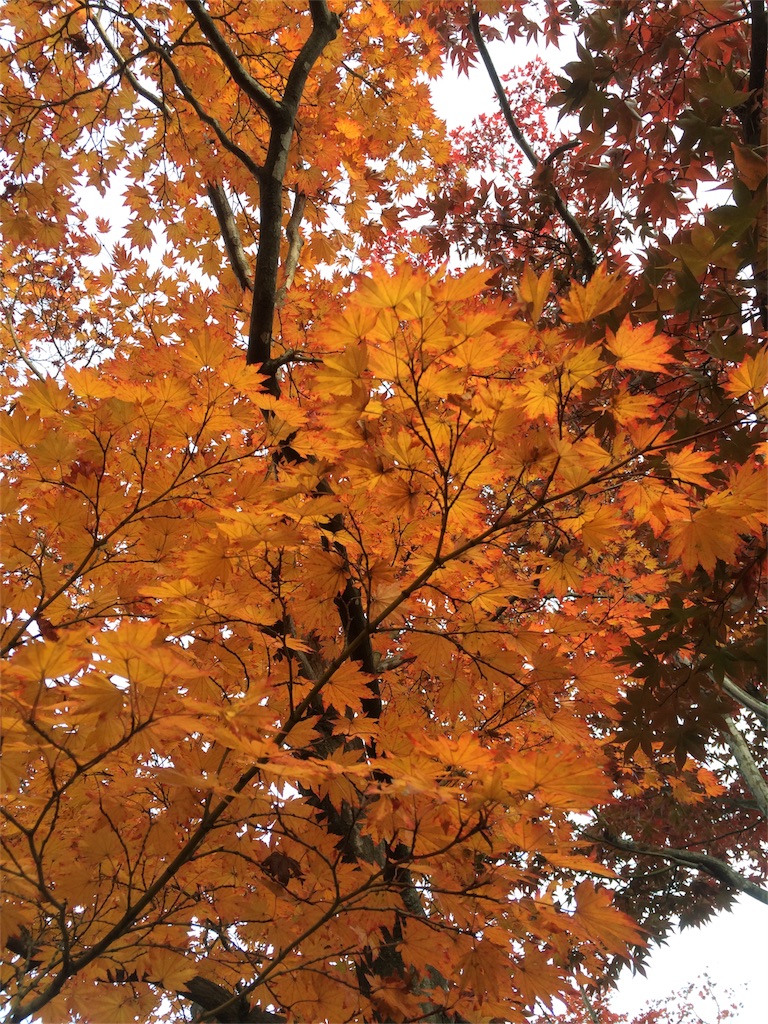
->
[594, 832, 768, 906]
[91, 14, 172, 116]
[184, 0, 283, 122]
[182, 975, 285, 1023]
[723, 715, 768, 819]
[275, 189, 307, 306]
[141, 36, 264, 182]
[720, 673, 768, 723]
[246, 1, 340, 380]
[468, 8, 599, 278]
[737, 0, 767, 327]
[181, 3, 340, 384]
[207, 181, 252, 291]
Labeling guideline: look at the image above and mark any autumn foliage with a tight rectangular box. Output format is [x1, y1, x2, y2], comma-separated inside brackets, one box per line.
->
[1, 2, 766, 1023]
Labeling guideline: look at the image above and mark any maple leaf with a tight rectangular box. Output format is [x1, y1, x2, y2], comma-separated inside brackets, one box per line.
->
[518, 264, 555, 322]
[666, 444, 716, 489]
[573, 882, 646, 955]
[666, 508, 742, 573]
[605, 319, 675, 373]
[724, 348, 768, 400]
[559, 265, 625, 323]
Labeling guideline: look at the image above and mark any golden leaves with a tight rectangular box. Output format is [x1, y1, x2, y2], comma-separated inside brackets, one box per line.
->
[724, 347, 768, 401]
[2, 254, 763, 1024]
[559, 265, 625, 322]
[667, 509, 743, 573]
[573, 882, 646, 954]
[518, 264, 554, 323]
[666, 444, 717, 488]
[605, 319, 674, 373]
[498, 746, 612, 811]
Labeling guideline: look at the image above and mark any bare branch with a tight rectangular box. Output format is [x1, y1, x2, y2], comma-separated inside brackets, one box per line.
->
[3, 308, 46, 382]
[91, 14, 172, 116]
[724, 715, 768, 818]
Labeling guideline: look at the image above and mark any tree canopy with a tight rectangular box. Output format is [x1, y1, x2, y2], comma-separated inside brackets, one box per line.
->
[1, 2, 765, 1022]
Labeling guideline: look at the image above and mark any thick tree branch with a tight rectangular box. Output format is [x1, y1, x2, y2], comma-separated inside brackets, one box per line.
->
[178, 3, 340, 384]
[737, 0, 767, 327]
[184, 0, 283, 121]
[246, 2, 340, 382]
[468, 8, 599, 279]
[283, 1, 341, 112]
[723, 715, 768, 818]
[593, 831, 768, 906]
[743, 0, 767, 147]
[182, 975, 285, 1023]
[207, 181, 252, 291]
[720, 673, 768, 723]
[275, 189, 307, 306]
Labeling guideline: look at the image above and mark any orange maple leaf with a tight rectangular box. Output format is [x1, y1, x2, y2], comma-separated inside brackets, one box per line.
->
[605, 319, 675, 373]
[559, 265, 625, 322]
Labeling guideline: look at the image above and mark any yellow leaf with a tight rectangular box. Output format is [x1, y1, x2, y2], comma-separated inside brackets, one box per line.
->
[724, 348, 768, 399]
[318, 305, 379, 346]
[540, 552, 585, 597]
[731, 142, 768, 190]
[501, 746, 611, 809]
[0, 408, 44, 451]
[544, 853, 616, 877]
[666, 444, 716, 488]
[605, 319, 674, 372]
[519, 376, 558, 419]
[559, 265, 624, 322]
[580, 505, 623, 551]
[322, 661, 376, 716]
[518, 264, 554, 323]
[431, 265, 494, 303]
[574, 882, 646, 953]
[561, 343, 606, 391]
[425, 731, 494, 773]
[610, 387, 660, 425]
[356, 266, 423, 309]
[7, 637, 88, 683]
[17, 377, 70, 415]
[142, 948, 196, 989]
[125, 216, 155, 251]
[707, 461, 768, 528]
[552, 436, 609, 488]
[666, 508, 741, 572]
[399, 920, 452, 973]
[621, 476, 689, 536]
[336, 116, 363, 139]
